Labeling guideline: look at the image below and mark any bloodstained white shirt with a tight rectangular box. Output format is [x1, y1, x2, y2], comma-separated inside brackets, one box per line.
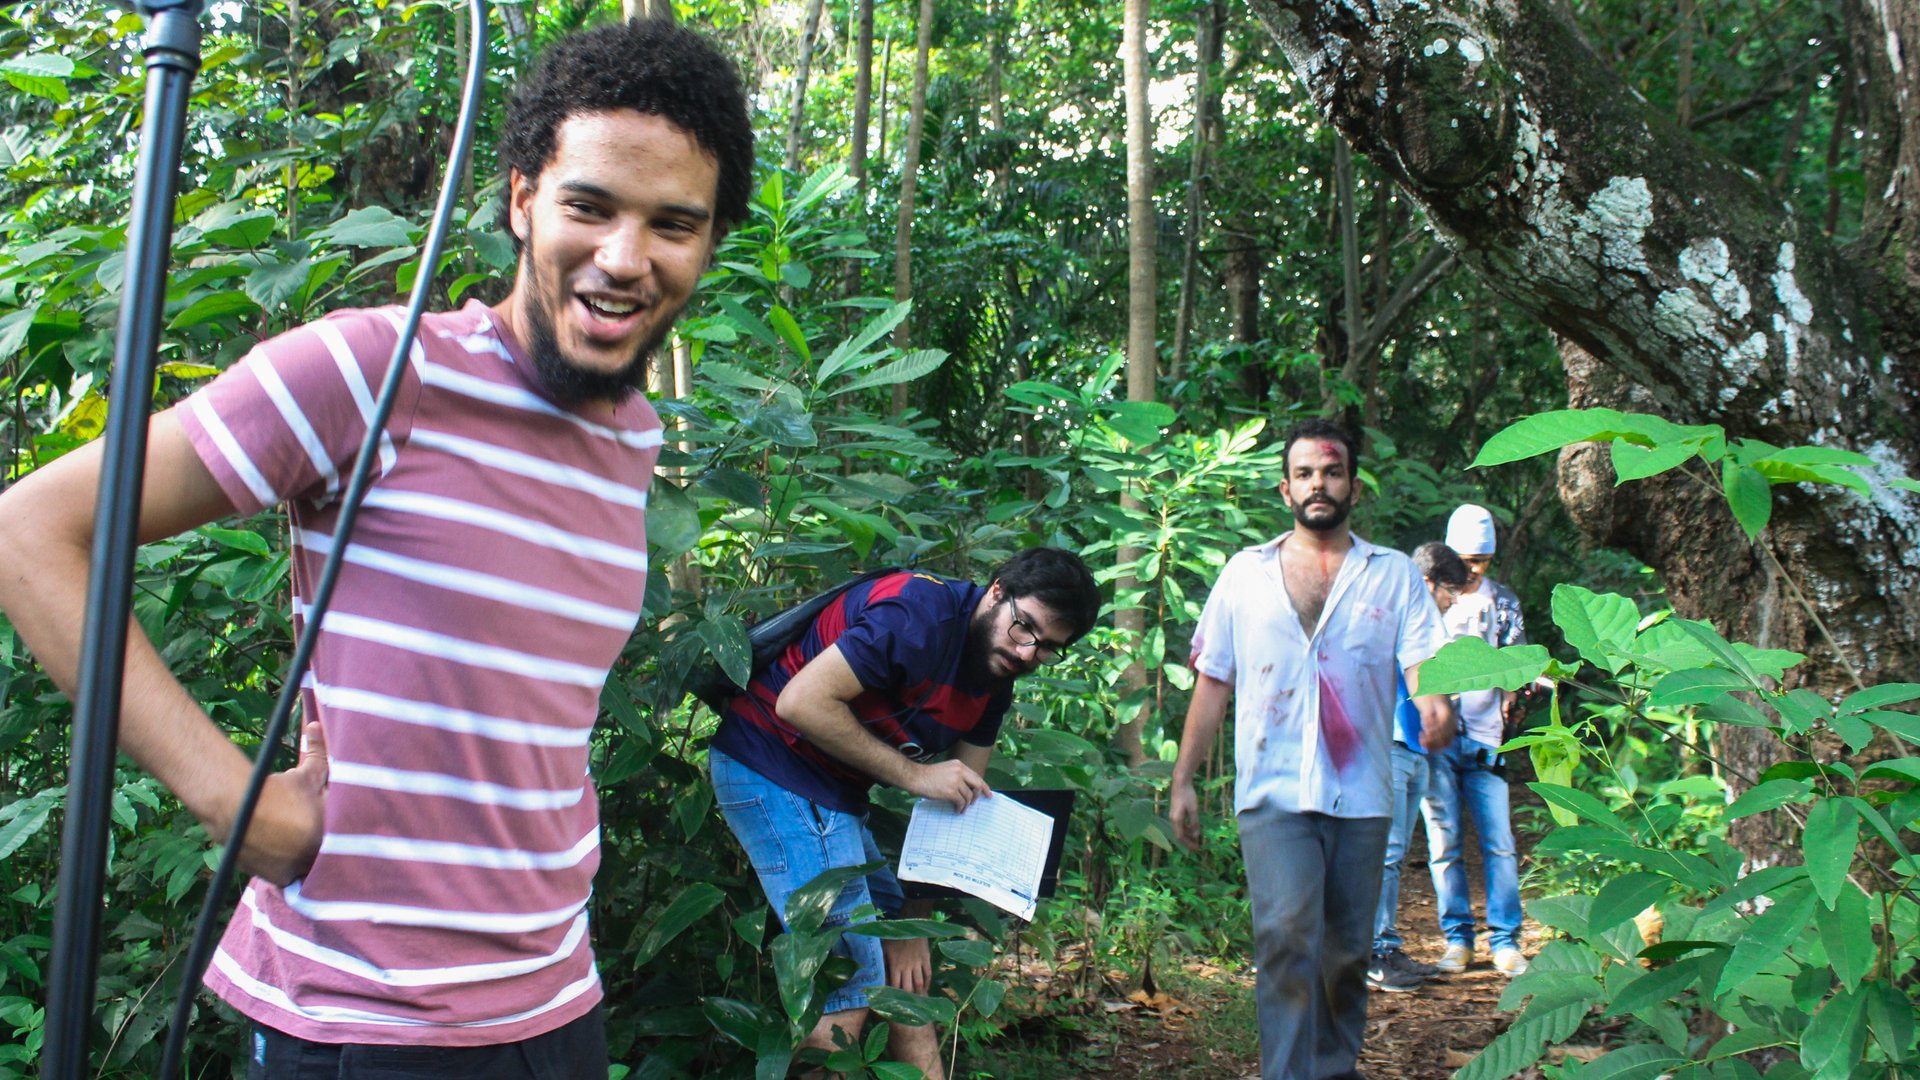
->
[1189, 532, 1448, 818]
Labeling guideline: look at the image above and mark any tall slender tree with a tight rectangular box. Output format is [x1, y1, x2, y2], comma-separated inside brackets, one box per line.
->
[783, 0, 829, 173]
[891, 0, 936, 415]
[1114, 0, 1157, 765]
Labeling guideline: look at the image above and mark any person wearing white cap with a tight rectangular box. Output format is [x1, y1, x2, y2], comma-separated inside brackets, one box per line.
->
[1423, 504, 1531, 977]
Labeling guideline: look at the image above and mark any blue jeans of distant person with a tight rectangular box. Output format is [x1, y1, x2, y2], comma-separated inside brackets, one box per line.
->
[1371, 742, 1430, 954]
[1422, 737, 1523, 951]
[709, 748, 906, 1014]
[1239, 804, 1389, 1080]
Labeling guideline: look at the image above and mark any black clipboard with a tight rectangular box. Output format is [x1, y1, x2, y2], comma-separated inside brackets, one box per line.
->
[900, 788, 1075, 901]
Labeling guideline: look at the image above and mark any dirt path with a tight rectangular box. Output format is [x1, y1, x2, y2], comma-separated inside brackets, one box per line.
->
[1052, 779, 1541, 1079]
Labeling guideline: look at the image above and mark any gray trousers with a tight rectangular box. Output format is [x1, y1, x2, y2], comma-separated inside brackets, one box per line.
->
[1239, 805, 1391, 1080]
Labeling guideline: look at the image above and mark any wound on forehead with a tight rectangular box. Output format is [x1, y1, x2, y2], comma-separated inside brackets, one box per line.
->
[1318, 441, 1346, 466]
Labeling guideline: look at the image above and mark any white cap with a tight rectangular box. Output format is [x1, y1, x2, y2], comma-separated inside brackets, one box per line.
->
[1446, 504, 1497, 556]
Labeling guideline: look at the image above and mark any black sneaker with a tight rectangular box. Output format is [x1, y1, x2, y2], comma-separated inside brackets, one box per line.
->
[1366, 955, 1423, 993]
[1384, 947, 1440, 981]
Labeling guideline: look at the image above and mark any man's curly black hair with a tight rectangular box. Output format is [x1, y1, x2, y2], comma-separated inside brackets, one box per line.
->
[496, 18, 755, 248]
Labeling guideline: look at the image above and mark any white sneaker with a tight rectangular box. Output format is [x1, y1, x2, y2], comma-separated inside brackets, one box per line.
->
[1492, 947, 1529, 976]
[1437, 942, 1471, 974]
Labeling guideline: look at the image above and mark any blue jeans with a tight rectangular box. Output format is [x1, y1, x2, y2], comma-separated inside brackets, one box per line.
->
[1422, 738, 1523, 951]
[1238, 805, 1388, 1080]
[1371, 742, 1430, 953]
[710, 748, 905, 1014]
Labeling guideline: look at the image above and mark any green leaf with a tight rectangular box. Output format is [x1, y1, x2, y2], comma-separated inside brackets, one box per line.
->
[746, 405, 817, 448]
[629, 883, 725, 966]
[1649, 667, 1755, 707]
[783, 862, 880, 935]
[843, 919, 966, 940]
[1863, 980, 1916, 1062]
[697, 466, 765, 508]
[1472, 408, 1673, 467]
[1750, 456, 1871, 495]
[245, 257, 313, 310]
[1589, 872, 1670, 934]
[1102, 400, 1178, 445]
[1453, 997, 1592, 1080]
[195, 205, 278, 248]
[314, 206, 415, 248]
[1575, 1042, 1685, 1080]
[770, 927, 840, 1021]
[701, 996, 781, 1050]
[0, 798, 51, 861]
[1800, 987, 1867, 1080]
[970, 977, 1007, 1018]
[1413, 638, 1550, 695]
[1859, 758, 1920, 785]
[1817, 885, 1873, 987]
[1602, 955, 1704, 1018]
[697, 615, 752, 690]
[1552, 584, 1640, 673]
[937, 939, 995, 968]
[1721, 460, 1772, 538]
[0, 307, 36, 361]
[835, 349, 948, 394]
[815, 301, 911, 382]
[169, 291, 260, 330]
[1, 54, 75, 102]
[1715, 881, 1817, 995]
[1801, 797, 1859, 909]
[767, 305, 810, 363]
[867, 987, 957, 1027]
[195, 526, 272, 557]
[1528, 783, 1631, 835]
[1725, 779, 1814, 820]
[1892, 477, 1920, 495]
[1611, 438, 1702, 482]
[1839, 683, 1920, 714]
[645, 481, 700, 556]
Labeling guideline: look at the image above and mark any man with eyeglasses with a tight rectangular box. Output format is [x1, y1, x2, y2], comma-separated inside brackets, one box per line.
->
[707, 547, 1101, 1079]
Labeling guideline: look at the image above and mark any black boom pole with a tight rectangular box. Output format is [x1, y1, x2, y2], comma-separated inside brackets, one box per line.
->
[42, 4, 203, 1078]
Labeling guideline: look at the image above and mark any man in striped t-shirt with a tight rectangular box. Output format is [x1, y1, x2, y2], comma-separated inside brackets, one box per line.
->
[0, 20, 753, 1075]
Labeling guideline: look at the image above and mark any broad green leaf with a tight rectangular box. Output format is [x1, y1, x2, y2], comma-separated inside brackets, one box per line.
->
[1715, 881, 1816, 995]
[1602, 955, 1704, 1019]
[169, 291, 260, 330]
[1412, 637, 1550, 695]
[1611, 438, 1701, 482]
[1649, 667, 1754, 707]
[1800, 987, 1867, 1080]
[1802, 798, 1859, 908]
[783, 862, 880, 935]
[867, 987, 957, 1027]
[1839, 683, 1920, 714]
[697, 615, 752, 690]
[937, 939, 995, 968]
[1701, 1025, 1790, 1062]
[1860, 758, 1920, 785]
[629, 883, 725, 966]
[1, 55, 75, 102]
[1861, 709, 1920, 743]
[1750, 456, 1871, 494]
[1589, 872, 1670, 933]
[746, 405, 817, 447]
[1528, 783, 1631, 835]
[835, 348, 947, 394]
[1452, 997, 1591, 1080]
[1893, 477, 1920, 494]
[770, 927, 839, 1021]
[1103, 400, 1178, 445]
[970, 977, 1007, 1018]
[1574, 1042, 1684, 1080]
[1816, 885, 1873, 987]
[0, 307, 36, 360]
[701, 996, 780, 1050]
[1671, 620, 1758, 682]
[315, 206, 415, 248]
[1472, 408, 1671, 467]
[1761, 445, 1876, 469]
[843, 919, 965, 940]
[1553, 584, 1640, 673]
[698, 466, 765, 508]
[195, 526, 272, 557]
[0, 799, 51, 861]
[767, 305, 810, 363]
[815, 301, 911, 382]
[1721, 460, 1772, 538]
[1863, 980, 1916, 1061]
[1725, 779, 1814, 820]
[644, 481, 700, 555]
[245, 257, 313, 310]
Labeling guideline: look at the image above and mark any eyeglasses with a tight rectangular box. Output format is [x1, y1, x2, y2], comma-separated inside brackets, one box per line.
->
[1006, 597, 1072, 665]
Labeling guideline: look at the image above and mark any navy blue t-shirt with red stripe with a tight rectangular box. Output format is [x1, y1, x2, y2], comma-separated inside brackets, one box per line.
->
[710, 571, 1011, 812]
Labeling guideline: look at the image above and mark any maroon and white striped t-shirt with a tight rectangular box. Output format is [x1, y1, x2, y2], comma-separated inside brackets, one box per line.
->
[178, 300, 659, 1045]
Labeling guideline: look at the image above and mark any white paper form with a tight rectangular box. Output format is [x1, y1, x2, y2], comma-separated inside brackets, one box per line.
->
[898, 795, 1053, 920]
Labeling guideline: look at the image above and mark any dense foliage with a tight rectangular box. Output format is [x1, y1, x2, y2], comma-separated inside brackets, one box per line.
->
[0, 0, 1913, 1077]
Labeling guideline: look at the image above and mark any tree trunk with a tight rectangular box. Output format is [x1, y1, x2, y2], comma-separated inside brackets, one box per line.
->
[784, 0, 829, 174]
[851, 0, 874, 192]
[890, 0, 935, 416]
[1224, 231, 1267, 399]
[1247, 0, 1920, 859]
[1171, 1, 1223, 377]
[1114, 0, 1157, 767]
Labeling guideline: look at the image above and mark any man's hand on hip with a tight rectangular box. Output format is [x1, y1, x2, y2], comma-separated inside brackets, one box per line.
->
[236, 720, 330, 887]
[905, 760, 990, 812]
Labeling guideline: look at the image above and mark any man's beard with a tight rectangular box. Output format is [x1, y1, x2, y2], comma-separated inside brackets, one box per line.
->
[521, 237, 670, 408]
[957, 604, 1008, 686]
[1291, 493, 1353, 533]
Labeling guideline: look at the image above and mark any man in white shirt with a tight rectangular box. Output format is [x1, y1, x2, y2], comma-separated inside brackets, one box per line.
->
[1424, 504, 1531, 977]
[1170, 419, 1453, 1080]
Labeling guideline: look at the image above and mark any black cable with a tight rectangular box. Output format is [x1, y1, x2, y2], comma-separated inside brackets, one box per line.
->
[156, 1, 489, 1073]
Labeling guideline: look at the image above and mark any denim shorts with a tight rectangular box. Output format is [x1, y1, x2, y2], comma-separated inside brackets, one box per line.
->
[709, 748, 904, 1014]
